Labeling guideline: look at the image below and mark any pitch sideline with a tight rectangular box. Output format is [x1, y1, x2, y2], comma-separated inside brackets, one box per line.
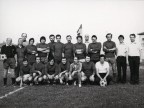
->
[0, 87, 25, 99]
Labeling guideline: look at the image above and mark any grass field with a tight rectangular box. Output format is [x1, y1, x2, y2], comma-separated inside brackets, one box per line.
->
[0, 61, 144, 108]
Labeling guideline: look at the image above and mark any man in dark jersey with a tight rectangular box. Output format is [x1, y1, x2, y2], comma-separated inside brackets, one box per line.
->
[81, 55, 96, 85]
[25, 38, 37, 66]
[58, 57, 70, 85]
[32, 56, 46, 84]
[63, 35, 74, 64]
[16, 58, 33, 85]
[73, 36, 86, 63]
[88, 35, 101, 64]
[48, 34, 55, 61]
[36, 36, 50, 64]
[45, 58, 59, 84]
[53, 34, 64, 64]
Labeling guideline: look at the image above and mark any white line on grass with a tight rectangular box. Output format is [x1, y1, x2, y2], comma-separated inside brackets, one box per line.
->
[0, 87, 25, 99]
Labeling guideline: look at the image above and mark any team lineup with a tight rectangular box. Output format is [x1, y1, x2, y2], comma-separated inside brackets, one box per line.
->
[0, 33, 143, 88]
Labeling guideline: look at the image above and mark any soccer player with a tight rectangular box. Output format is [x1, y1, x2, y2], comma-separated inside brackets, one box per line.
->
[69, 57, 82, 87]
[48, 34, 55, 61]
[45, 58, 59, 84]
[58, 57, 70, 85]
[128, 34, 143, 84]
[95, 54, 112, 86]
[21, 33, 29, 47]
[81, 55, 96, 85]
[63, 35, 74, 64]
[32, 56, 46, 84]
[15, 38, 26, 78]
[88, 35, 101, 64]
[116, 35, 128, 83]
[1, 38, 17, 86]
[25, 38, 37, 66]
[73, 36, 86, 63]
[53, 34, 64, 64]
[16, 58, 33, 85]
[36, 36, 50, 64]
[103, 33, 117, 82]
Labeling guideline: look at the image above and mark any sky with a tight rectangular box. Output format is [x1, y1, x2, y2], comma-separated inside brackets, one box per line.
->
[0, 0, 144, 44]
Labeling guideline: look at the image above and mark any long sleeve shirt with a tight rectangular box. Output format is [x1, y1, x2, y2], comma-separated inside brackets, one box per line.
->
[45, 63, 59, 75]
[32, 62, 45, 75]
[20, 64, 32, 76]
[88, 42, 101, 61]
[73, 43, 86, 59]
[69, 62, 82, 73]
[59, 62, 70, 73]
[25, 45, 37, 63]
[16, 45, 26, 62]
[103, 41, 116, 58]
[63, 42, 74, 60]
[82, 61, 96, 77]
[53, 42, 64, 60]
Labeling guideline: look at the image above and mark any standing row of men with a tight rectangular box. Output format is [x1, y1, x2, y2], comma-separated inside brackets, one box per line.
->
[0, 33, 143, 87]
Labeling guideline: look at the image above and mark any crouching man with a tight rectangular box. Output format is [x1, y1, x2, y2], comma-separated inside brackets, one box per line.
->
[68, 57, 82, 87]
[58, 57, 70, 85]
[45, 58, 59, 84]
[32, 56, 46, 85]
[81, 55, 96, 85]
[16, 58, 33, 85]
[95, 54, 112, 86]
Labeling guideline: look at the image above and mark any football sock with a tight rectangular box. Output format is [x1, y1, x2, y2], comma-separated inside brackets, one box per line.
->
[3, 78, 7, 85]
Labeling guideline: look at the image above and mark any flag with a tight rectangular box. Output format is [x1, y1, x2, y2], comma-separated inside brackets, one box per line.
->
[77, 24, 82, 36]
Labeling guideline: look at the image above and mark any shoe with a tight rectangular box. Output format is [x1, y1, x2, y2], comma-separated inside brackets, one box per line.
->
[78, 84, 82, 87]
[66, 83, 69, 86]
[74, 81, 76, 86]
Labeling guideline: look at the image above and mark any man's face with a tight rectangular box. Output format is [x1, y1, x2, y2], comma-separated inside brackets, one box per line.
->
[22, 34, 27, 40]
[56, 36, 61, 42]
[66, 36, 72, 43]
[62, 58, 67, 64]
[41, 39, 46, 44]
[36, 57, 41, 63]
[23, 61, 28, 66]
[130, 35, 135, 42]
[85, 35, 89, 41]
[50, 59, 54, 65]
[77, 38, 82, 43]
[6, 38, 12, 45]
[18, 38, 23, 45]
[119, 37, 124, 43]
[85, 56, 90, 62]
[100, 57, 105, 64]
[29, 40, 34, 45]
[50, 36, 55, 42]
[74, 57, 78, 63]
[92, 37, 97, 43]
[106, 35, 112, 41]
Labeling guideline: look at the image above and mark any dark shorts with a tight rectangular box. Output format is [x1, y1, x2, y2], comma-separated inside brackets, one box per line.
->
[3, 58, 16, 69]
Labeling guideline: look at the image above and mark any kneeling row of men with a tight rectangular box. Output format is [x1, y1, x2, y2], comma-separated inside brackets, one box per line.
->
[16, 54, 111, 87]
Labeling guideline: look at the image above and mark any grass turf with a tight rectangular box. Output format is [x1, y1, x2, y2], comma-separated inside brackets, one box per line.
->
[0, 61, 144, 108]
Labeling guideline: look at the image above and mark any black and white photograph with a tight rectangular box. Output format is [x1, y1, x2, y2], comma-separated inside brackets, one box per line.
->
[0, 0, 144, 108]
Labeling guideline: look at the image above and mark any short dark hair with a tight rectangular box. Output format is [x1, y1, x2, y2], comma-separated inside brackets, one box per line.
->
[76, 35, 83, 40]
[99, 54, 106, 59]
[56, 34, 61, 39]
[66, 35, 71, 38]
[40, 36, 46, 42]
[106, 33, 112, 38]
[29, 38, 34, 43]
[130, 34, 136, 38]
[23, 58, 28, 62]
[62, 57, 66, 60]
[118, 35, 124, 39]
[85, 54, 90, 58]
[49, 34, 55, 38]
[92, 35, 97, 39]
